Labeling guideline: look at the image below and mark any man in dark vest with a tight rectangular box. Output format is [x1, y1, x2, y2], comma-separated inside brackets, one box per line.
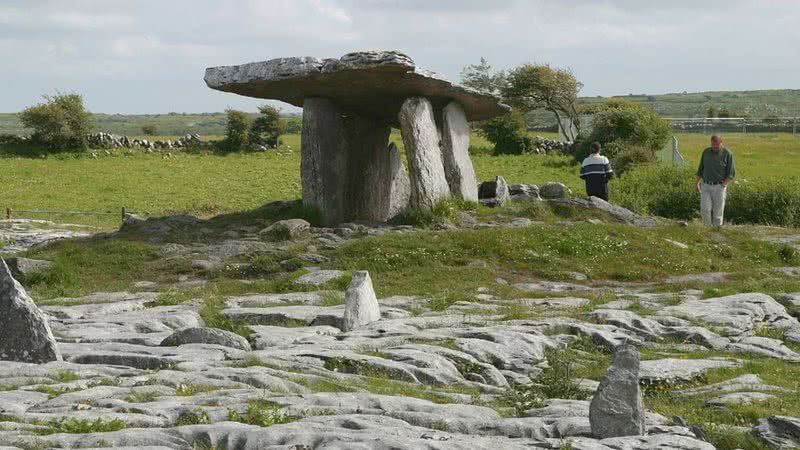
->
[695, 135, 736, 226]
[579, 142, 614, 201]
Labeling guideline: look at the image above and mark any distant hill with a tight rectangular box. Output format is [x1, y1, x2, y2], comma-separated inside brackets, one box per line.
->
[2, 89, 798, 135]
[0, 112, 302, 137]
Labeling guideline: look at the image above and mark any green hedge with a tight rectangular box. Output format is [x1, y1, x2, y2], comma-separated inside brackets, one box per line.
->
[613, 164, 800, 227]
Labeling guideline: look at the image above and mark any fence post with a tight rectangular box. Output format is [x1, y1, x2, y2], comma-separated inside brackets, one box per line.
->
[742, 118, 746, 134]
[121, 207, 126, 222]
[5, 208, 10, 220]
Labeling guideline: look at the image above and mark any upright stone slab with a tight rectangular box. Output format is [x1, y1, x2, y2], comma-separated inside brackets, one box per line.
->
[302, 97, 349, 226]
[440, 101, 478, 202]
[398, 97, 450, 210]
[382, 143, 411, 219]
[302, 98, 407, 225]
[0, 258, 61, 363]
[589, 344, 645, 438]
[343, 271, 381, 331]
[346, 120, 409, 222]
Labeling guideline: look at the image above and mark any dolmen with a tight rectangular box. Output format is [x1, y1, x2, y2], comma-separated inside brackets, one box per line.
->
[205, 50, 509, 226]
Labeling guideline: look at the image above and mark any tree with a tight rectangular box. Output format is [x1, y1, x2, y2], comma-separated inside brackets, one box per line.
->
[501, 64, 583, 141]
[223, 109, 251, 150]
[141, 123, 158, 136]
[706, 105, 717, 118]
[19, 93, 92, 150]
[250, 104, 287, 148]
[460, 57, 506, 95]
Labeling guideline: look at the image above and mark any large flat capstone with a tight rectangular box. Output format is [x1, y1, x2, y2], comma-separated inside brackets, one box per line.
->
[205, 50, 509, 123]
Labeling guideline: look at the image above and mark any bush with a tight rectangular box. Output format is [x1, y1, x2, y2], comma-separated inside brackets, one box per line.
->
[613, 145, 658, 176]
[574, 100, 670, 173]
[613, 164, 800, 227]
[250, 104, 287, 148]
[19, 94, 92, 151]
[222, 109, 251, 151]
[141, 123, 158, 136]
[478, 111, 532, 155]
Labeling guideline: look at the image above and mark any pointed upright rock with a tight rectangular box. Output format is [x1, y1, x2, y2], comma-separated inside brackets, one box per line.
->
[343, 271, 381, 331]
[0, 258, 61, 363]
[589, 343, 645, 438]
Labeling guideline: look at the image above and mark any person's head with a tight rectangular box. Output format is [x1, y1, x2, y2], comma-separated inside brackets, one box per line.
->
[590, 142, 601, 154]
[711, 135, 723, 151]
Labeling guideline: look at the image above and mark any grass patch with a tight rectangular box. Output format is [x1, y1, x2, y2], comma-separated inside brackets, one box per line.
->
[50, 370, 80, 383]
[175, 383, 219, 397]
[327, 223, 794, 298]
[33, 385, 82, 399]
[176, 408, 211, 426]
[125, 390, 161, 403]
[500, 341, 609, 416]
[227, 399, 297, 427]
[198, 295, 252, 339]
[33, 417, 127, 435]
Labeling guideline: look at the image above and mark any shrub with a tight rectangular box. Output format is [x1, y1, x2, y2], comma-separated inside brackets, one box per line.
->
[574, 100, 670, 173]
[478, 111, 532, 155]
[613, 164, 800, 227]
[503, 347, 589, 415]
[250, 104, 287, 148]
[19, 93, 92, 151]
[223, 109, 251, 151]
[141, 123, 158, 136]
[613, 145, 658, 176]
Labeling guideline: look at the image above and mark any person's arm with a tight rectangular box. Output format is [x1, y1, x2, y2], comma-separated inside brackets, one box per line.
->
[605, 160, 614, 180]
[723, 152, 736, 187]
[695, 150, 705, 192]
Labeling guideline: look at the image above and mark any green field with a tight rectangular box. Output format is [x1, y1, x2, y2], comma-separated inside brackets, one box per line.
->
[3, 88, 798, 136]
[0, 132, 797, 228]
[670, 133, 800, 180]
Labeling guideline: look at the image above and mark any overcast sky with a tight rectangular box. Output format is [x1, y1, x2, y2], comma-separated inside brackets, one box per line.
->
[2, 0, 798, 113]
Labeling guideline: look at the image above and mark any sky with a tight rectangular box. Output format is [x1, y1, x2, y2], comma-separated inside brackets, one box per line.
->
[1, 0, 798, 114]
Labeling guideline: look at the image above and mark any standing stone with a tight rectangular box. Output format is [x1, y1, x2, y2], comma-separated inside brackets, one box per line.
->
[301, 97, 409, 225]
[440, 101, 478, 202]
[342, 271, 380, 331]
[589, 344, 645, 438]
[398, 97, 450, 210]
[301, 97, 350, 226]
[0, 258, 61, 364]
[382, 143, 411, 219]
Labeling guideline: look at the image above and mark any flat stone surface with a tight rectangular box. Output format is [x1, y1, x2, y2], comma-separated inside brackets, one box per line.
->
[639, 358, 742, 385]
[205, 50, 509, 123]
[706, 391, 776, 406]
[294, 270, 346, 286]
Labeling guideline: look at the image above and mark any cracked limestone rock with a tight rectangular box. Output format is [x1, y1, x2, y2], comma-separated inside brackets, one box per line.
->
[0, 258, 61, 364]
[589, 343, 645, 438]
[342, 271, 381, 331]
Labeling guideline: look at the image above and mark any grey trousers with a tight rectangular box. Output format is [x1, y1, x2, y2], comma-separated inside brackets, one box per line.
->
[700, 182, 727, 226]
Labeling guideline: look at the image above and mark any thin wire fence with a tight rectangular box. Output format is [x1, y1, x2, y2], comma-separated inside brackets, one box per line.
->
[667, 117, 800, 134]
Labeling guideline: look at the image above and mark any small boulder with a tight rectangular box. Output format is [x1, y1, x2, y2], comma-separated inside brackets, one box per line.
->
[589, 343, 645, 438]
[509, 184, 541, 201]
[342, 271, 381, 331]
[294, 270, 346, 287]
[0, 258, 61, 363]
[160, 327, 251, 351]
[260, 219, 311, 241]
[540, 181, 570, 199]
[5, 257, 52, 279]
[478, 176, 510, 207]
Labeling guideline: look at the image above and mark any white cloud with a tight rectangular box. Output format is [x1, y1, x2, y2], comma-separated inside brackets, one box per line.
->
[0, 0, 798, 113]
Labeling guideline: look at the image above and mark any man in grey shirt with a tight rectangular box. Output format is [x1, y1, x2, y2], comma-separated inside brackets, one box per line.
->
[695, 135, 736, 226]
